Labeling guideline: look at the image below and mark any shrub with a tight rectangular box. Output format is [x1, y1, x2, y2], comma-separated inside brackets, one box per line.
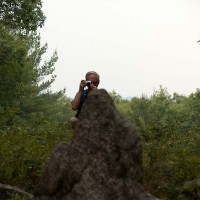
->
[0, 123, 74, 199]
[142, 131, 200, 199]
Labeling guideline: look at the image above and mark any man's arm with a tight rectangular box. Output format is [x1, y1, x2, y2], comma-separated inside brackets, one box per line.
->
[71, 80, 86, 110]
[71, 91, 82, 110]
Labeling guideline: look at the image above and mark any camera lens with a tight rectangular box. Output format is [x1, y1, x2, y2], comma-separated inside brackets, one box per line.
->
[86, 82, 91, 86]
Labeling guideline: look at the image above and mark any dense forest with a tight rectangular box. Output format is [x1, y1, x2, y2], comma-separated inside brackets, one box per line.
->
[0, 1, 199, 199]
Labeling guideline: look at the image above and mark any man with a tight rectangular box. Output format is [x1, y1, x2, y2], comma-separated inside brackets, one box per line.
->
[70, 71, 100, 125]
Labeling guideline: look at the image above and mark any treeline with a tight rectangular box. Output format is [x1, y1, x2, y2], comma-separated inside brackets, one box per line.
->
[1, 87, 200, 200]
[0, 0, 74, 129]
[112, 86, 200, 137]
[111, 87, 200, 200]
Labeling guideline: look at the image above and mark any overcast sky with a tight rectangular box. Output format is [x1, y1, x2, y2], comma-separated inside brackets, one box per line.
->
[40, 0, 200, 98]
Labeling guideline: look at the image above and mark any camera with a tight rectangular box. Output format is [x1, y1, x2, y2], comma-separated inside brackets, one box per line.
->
[85, 80, 91, 86]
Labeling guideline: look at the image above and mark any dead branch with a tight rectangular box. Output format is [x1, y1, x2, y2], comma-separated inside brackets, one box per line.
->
[0, 183, 33, 198]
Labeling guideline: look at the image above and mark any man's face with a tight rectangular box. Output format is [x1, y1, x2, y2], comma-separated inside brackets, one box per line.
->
[86, 74, 99, 87]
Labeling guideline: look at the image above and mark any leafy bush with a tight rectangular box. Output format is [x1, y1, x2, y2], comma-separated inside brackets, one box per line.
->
[142, 131, 200, 199]
[0, 123, 74, 199]
[114, 87, 200, 199]
[1, 87, 200, 200]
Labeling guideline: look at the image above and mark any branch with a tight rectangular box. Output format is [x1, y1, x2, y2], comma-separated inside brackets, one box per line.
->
[0, 183, 33, 198]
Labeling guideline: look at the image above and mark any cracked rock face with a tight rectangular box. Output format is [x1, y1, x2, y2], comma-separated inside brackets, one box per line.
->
[32, 89, 159, 200]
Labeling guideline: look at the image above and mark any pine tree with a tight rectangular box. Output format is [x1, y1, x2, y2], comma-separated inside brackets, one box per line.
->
[0, 1, 66, 127]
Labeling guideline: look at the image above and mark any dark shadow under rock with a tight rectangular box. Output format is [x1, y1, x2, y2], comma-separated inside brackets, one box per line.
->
[31, 89, 159, 200]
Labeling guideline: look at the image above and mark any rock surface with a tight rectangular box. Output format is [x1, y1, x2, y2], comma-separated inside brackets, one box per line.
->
[32, 89, 159, 200]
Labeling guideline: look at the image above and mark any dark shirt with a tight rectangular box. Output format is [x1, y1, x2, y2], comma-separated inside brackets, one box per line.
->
[75, 89, 89, 118]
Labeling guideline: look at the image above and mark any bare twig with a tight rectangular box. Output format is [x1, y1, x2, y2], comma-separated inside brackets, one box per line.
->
[0, 183, 33, 198]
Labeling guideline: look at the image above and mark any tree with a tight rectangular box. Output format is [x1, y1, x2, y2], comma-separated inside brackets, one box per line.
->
[0, 26, 29, 126]
[0, 0, 70, 128]
[128, 86, 182, 140]
[0, 26, 66, 127]
[186, 89, 200, 132]
[0, 0, 45, 35]
[109, 90, 123, 104]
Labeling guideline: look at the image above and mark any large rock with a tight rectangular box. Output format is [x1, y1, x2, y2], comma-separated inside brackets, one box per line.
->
[32, 89, 159, 200]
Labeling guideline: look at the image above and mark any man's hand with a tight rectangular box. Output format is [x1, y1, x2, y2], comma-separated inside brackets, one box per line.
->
[90, 83, 97, 90]
[79, 80, 87, 91]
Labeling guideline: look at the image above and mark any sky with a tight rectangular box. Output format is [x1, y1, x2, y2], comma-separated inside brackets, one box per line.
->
[40, 0, 200, 98]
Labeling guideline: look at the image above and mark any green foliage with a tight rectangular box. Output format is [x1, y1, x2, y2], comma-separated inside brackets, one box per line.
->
[143, 132, 200, 199]
[1, 86, 200, 200]
[0, 1, 199, 198]
[111, 86, 200, 199]
[0, 27, 67, 128]
[0, 123, 74, 199]
[109, 90, 131, 119]
[0, 0, 66, 129]
[109, 90, 123, 104]
[183, 179, 200, 194]
[186, 89, 200, 132]
[113, 86, 200, 200]
[0, 1, 76, 199]
[128, 86, 191, 140]
[0, 0, 45, 35]
[8, 193, 27, 200]
[0, 26, 29, 126]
